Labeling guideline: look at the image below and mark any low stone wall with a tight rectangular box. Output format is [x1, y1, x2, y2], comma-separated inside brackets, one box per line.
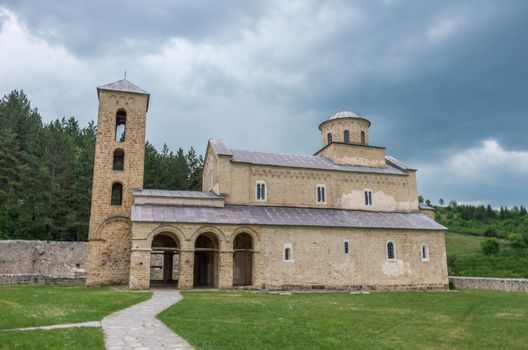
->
[0, 273, 86, 285]
[449, 276, 528, 292]
[0, 240, 87, 277]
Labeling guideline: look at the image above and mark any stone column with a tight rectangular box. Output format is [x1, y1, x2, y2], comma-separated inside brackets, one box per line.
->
[178, 250, 194, 289]
[129, 249, 150, 290]
[252, 251, 262, 289]
[218, 250, 233, 289]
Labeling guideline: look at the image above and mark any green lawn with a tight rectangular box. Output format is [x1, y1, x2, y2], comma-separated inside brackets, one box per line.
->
[445, 232, 528, 278]
[0, 284, 151, 350]
[0, 284, 151, 329]
[0, 328, 104, 350]
[159, 290, 528, 350]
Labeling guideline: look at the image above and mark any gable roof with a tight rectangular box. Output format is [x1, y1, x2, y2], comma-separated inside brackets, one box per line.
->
[207, 139, 409, 175]
[132, 204, 445, 231]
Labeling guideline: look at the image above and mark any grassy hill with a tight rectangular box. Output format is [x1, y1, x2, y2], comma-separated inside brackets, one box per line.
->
[445, 232, 528, 278]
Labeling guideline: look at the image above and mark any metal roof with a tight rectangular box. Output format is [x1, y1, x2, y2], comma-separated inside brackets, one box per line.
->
[330, 111, 360, 120]
[209, 139, 233, 156]
[131, 204, 445, 230]
[97, 79, 149, 95]
[229, 148, 406, 175]
[133, 189, 223, 199]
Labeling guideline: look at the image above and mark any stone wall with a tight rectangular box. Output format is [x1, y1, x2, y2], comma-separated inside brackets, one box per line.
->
[129, 222, 448, 291]
[449, 276, 528, 292]
[0, 240, 87, 276]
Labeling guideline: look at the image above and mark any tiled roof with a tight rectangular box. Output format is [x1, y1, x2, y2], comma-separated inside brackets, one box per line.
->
[133, 189, 223, 199]
[418, 203, 436, 210]
[97, 79, 149, 95]
[131, 204, 445, 230]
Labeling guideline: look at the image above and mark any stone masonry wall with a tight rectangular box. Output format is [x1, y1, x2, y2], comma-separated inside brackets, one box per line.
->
[449, 276, 528, 292]
[86, 88, 148, 286]
[129, 222, 447, 290]
[0, 240, 87, 276]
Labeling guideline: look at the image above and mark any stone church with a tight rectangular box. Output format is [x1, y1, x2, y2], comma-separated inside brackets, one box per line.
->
[86, 79, 448, 290]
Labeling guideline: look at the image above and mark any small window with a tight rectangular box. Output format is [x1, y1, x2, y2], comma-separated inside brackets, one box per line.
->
[387, 241, 395, 260]
[115, 110, 126, 142]
[421, 244, 429, 261]
[344, 240, 350, 255]
[284, 243, 293, 262]
[113, 149, 124, 171]
[327, 133, 333, 144]
[316, 184, 326, 204]
[111, 182, 123, 205]
[256, 181, 267, 201]
[344, 130, 350, 144]
[361, 131, 366, 144]
[364, 189, 373, 206]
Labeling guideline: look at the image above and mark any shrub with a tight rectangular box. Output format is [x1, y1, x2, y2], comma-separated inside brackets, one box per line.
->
[481, 238, 500, 255]
[448, 280, 456, 290]
[484, 228, 497, 237]
[508, 233, 524, 248]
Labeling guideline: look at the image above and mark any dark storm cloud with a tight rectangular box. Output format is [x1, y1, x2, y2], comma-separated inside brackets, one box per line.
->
[1, 0, 527, 207]
[3, 0, 265, 55]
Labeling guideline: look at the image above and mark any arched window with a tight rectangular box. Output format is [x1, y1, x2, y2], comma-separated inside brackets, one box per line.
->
[111, 182, 123, 205]
[421, 244, 429, 261]
[113, 149, 124, 171]
[316, 184, 326, 204]
[256, 181, 266, 201]
[344, 130, 350, 144]
[364, 189, 373, 206]
[361, 131, 366, 144]
[115, 110, 126, 142]
[344, 240, 350, 255]
[327, 133, 333, 144]
[387, 241, 395, 260]
[284, 243, 293, 262]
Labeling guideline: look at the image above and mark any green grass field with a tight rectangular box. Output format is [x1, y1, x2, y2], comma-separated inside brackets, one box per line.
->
[0, 284, 151, 350]
[159, 290, 528, 350]
[445, 232, 528, 278]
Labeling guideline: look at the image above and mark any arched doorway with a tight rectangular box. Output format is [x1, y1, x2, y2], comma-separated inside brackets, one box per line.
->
[150, 233, 180, 287]
[193, 233, 219, 288]
[233, 233, 253, 286]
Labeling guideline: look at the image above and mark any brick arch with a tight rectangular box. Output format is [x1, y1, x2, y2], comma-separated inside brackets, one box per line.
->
[146, 225, 185, 249]
[94, 216, 131, 240]
[231, 227, 261, 251]
[190, 226, 227, 251]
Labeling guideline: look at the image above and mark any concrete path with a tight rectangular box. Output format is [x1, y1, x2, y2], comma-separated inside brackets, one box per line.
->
[102, 290, 193, 350]
[0, 321, 101, 332]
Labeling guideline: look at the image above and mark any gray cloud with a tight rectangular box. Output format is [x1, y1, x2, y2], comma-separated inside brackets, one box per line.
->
[1, 0, 527, 207]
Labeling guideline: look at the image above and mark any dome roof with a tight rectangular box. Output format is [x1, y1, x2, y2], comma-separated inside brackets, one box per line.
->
[329, 110, 359, 120]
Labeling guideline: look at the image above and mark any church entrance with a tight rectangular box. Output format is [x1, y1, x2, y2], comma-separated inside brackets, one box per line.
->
[150, 233, 180, 287]
[193, 233, 219, 288]
[233, 233, 253, 286]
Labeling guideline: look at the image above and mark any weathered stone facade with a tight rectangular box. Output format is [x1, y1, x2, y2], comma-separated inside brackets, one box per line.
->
[86, 80, 447, 291]
[0, 240, 87, 276]
[86, 80, 149, 286]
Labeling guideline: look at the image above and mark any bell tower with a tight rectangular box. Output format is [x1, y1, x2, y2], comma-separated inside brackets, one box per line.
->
[86, 79, 149, 286]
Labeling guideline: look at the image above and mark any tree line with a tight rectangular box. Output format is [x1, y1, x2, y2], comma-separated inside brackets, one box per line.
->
[420, 197, 528, 243]
[0, 90, 203, 241]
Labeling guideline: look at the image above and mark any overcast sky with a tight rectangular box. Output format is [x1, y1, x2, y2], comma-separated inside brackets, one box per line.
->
[1, 0, 527, 208]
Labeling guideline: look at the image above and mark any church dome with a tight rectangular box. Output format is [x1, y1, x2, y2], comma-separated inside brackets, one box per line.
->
[329, 110, 359, 120]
